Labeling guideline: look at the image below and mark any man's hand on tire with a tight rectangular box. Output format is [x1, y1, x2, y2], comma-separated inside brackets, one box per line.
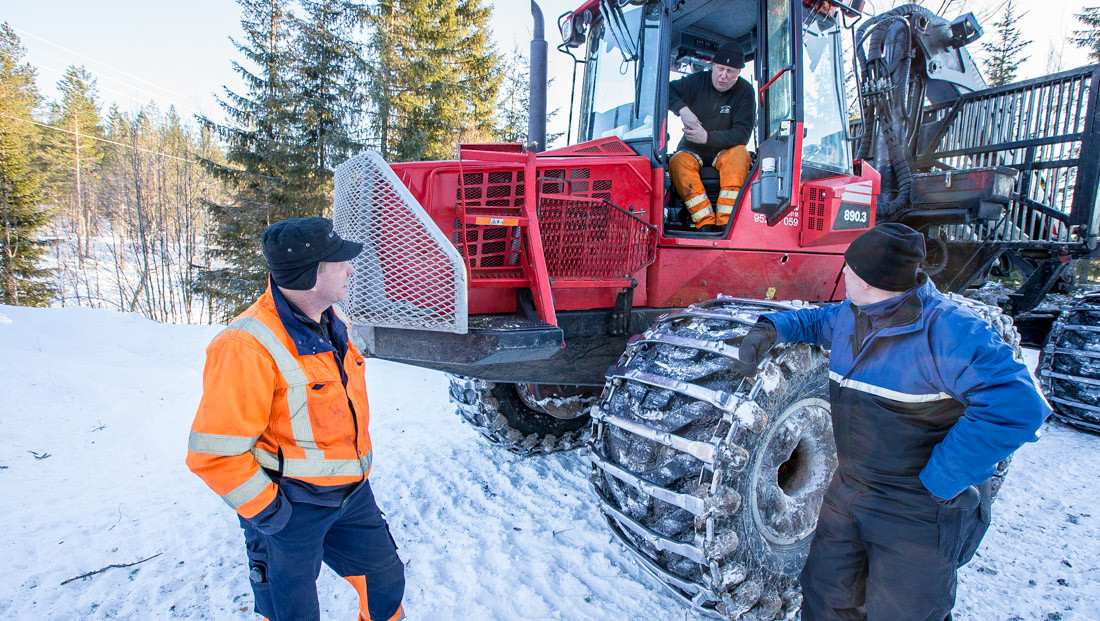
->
[932, 485, 980, 510]
[738, 319, 777, 367]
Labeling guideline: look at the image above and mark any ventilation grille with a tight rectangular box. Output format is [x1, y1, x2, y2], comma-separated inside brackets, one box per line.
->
[806, 187, 827, 232]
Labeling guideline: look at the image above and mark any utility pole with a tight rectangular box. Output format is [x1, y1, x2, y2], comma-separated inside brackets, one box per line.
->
[74, 115, 85, 259]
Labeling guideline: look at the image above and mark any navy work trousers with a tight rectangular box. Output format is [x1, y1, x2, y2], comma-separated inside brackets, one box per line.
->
[240, 480, 405, 621]
[800, 472, 990, 621]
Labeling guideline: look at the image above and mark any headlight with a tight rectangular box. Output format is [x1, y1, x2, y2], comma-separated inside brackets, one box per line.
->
[560, 14, 574, 43]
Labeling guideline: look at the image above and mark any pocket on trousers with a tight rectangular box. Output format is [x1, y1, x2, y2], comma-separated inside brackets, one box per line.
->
[938, 483, 993, 568]
[955, 482, 993, 567]
[242, 536, 276, 617]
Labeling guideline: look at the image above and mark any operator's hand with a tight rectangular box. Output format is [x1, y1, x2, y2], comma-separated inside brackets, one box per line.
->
[738, 319, 777, 367]
[683, 124, 708, 144]
[932, 485, 980, 510]
[679, 106, 701, 129]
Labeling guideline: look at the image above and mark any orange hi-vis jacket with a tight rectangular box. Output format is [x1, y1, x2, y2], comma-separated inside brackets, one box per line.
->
[186, 283, 372, 523]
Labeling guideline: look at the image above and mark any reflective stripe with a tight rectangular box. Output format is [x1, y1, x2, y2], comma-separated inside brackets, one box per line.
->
[252, 448, 373, 478]
[189, 431, 259, 456]
[684, 193, 710, 210]
[223, 469, 272, 510]
[718, 190, 739, 201]
[829, 371, 953, 403]
[227, 318, 324, 461]
[251, 448, 281, 471]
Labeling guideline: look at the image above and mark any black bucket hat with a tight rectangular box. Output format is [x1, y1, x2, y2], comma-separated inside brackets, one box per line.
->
[262, 217, 363, 290]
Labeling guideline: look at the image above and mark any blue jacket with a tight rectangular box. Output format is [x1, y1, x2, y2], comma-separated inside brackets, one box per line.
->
[764, 277, 1050, 499]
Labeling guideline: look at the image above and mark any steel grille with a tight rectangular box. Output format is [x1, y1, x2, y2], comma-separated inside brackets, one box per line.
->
[455, 169, 525, 209]
[333, 152, 467, 333]
[538, 195, 656, 279]
[919, 66, 1100, 249]
[806, 187, 827, 231]
[456, 224, 524, 268]
[576, 141, 634, 155]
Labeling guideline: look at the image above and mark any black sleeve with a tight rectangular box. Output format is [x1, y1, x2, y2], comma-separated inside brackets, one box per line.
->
[705, 80, 756, 148]
[668, 72, 700, 115]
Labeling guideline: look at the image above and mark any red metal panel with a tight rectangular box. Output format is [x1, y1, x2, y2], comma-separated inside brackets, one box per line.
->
[647, 249, 846, 307]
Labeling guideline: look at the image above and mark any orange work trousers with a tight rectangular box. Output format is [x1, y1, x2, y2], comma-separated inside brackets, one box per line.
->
[669, 145, 752, 228]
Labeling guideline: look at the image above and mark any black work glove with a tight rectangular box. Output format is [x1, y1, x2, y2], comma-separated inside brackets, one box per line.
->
[738, 319, 777, 367]
[932, 485, 980, 511]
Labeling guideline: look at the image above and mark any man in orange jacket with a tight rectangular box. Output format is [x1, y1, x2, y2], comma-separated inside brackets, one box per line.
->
[186, 217, 405, 621]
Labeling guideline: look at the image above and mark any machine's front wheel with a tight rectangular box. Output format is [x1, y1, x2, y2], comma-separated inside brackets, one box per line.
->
[448, 376, 596, 454]
[590, 298, 835, 619]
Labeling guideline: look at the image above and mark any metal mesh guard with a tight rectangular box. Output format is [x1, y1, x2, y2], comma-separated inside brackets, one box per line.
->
[539, 195, 657, 279]
[333, 152, 468, 333]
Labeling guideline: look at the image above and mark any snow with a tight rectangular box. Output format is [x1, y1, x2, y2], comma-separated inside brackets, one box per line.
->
[1, 305, 1098, 620]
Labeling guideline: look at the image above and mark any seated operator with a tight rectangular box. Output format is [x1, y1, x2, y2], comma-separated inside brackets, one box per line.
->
[668, 41, 755, 231]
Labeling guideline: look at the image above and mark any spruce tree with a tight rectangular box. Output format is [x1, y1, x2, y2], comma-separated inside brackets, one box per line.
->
[1072, 7, 1100, 63]
[980, 0, 1032, 87]
[495, 44, 564, 147]
[367, 0, 502, 162]
[40, 65, 107, 258]
[0, 23, 55, 305]
[291, 0, 369, 208]
[196, 0, 306, 317]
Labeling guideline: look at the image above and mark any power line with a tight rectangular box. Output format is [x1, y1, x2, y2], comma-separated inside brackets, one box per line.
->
[1, 112, 277, 182]
[25, 45, 204, 117]
[12, 25, 196, 104]
[0, 112, 199, 164]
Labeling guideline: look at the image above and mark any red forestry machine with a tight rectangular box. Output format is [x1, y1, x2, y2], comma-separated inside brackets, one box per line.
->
[332, 0, 1100, 617]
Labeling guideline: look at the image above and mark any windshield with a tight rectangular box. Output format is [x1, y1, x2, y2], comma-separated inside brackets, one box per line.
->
[801, 15, 851, 174]
[578, 3, 661, 143]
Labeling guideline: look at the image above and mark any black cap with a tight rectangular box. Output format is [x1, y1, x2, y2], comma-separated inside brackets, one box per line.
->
[712, 41, 745, 69]
[262, 217, 363, 290]
[843, 223, 926, 292]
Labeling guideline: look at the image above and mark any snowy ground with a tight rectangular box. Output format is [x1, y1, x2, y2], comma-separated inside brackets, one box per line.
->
[0, 304, 1097, 620]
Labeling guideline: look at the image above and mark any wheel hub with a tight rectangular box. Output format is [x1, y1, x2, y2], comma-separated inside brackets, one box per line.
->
[749, 397, 834, 547]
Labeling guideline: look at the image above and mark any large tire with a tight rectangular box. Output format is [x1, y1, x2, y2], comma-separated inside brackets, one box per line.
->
[448, 376, 596, 454]
[590, 298, 836, 619]
[1039, 291, 1100, 433]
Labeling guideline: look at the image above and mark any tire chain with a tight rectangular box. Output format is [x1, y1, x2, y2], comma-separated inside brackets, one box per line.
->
[590, 296, 831, 620]
[1039, 290, 1100, 433]
[448, 375, 592, 455]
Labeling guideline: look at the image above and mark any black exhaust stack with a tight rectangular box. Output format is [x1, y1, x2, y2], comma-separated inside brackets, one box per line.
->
[528, 1, 548, 152]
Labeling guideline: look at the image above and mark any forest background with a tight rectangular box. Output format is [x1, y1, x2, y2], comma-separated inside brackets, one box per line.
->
[1, 0, 1099, 324]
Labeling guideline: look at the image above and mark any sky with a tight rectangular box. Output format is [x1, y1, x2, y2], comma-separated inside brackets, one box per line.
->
[1, 0, 1094, 144]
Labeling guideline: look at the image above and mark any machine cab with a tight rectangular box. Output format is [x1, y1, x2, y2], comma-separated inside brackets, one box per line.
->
[560, 0, 867, 238]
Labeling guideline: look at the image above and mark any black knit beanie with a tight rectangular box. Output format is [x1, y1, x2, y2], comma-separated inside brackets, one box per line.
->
[712, 41, 745, 69]
[262, 217, 363, 290]
[843, 223, 926, 292]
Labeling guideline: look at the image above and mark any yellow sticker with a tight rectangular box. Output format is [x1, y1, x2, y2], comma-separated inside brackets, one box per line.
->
[765, 287, 776, 300]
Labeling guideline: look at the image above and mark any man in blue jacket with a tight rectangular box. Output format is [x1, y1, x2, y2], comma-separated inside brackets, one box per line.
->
[738, 223, 1050, 620]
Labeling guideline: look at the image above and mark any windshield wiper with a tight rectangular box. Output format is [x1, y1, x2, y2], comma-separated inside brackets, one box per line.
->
[600, 0, 638, 63]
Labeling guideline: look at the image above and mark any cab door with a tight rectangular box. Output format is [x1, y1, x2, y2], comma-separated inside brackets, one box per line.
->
[751, 0, 802, 223]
